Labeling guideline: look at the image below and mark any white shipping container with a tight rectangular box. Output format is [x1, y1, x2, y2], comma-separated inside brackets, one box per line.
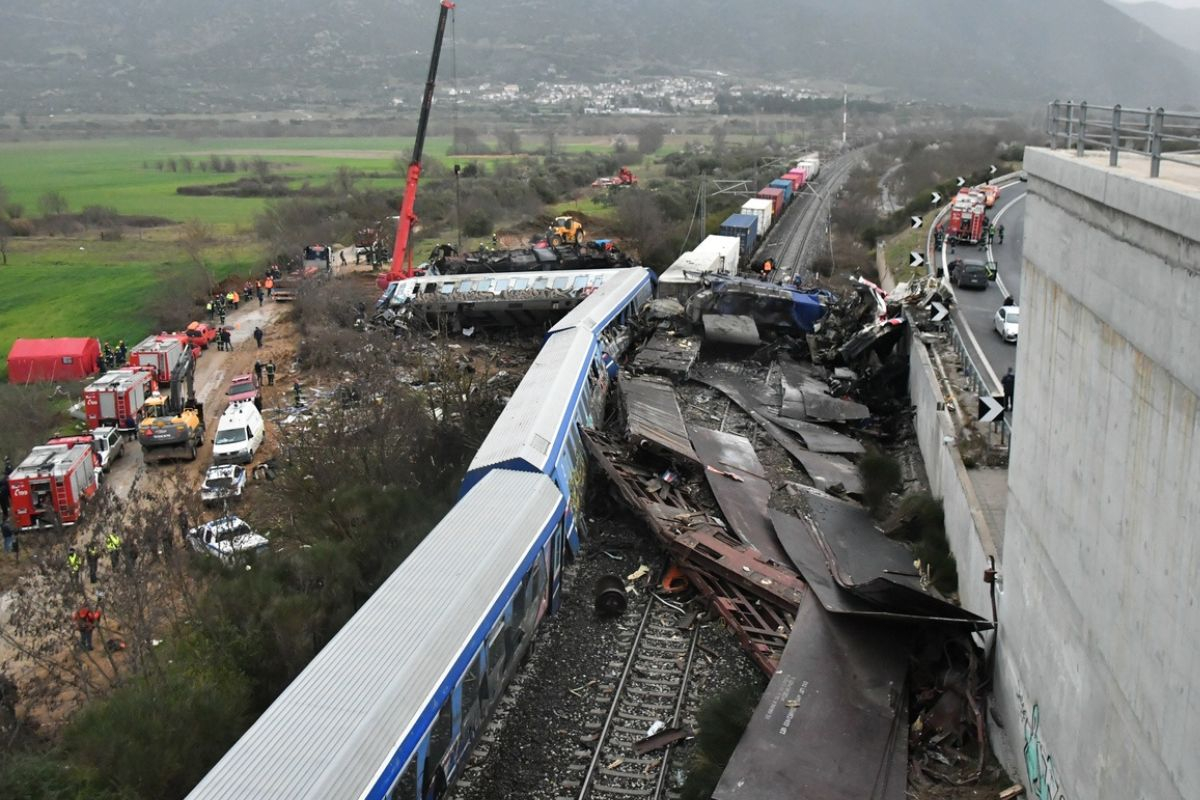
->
[658, 243, 735, 301]
[692, 235, 741, 275]
[741, 199, 774, 239]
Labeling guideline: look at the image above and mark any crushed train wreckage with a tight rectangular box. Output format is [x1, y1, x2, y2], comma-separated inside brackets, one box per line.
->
[577, 270, 998, 798]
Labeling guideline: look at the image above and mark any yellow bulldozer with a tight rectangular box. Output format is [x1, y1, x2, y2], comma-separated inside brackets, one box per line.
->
[547, 215, 585, 247]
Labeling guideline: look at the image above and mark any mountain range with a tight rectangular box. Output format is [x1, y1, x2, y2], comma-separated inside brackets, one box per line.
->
[0, 0, 1197, 114]
[1110, 0, 1200, 54]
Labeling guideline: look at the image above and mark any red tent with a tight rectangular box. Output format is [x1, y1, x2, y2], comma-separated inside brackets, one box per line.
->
[7, 338, 101, 384]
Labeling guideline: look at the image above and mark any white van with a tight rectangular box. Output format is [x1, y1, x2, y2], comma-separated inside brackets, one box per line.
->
[211, 403, 265, 465]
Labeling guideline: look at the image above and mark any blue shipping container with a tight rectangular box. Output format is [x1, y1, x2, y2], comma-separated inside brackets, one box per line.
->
[770, 178, 794, 204]
[719, 214, 759, 256]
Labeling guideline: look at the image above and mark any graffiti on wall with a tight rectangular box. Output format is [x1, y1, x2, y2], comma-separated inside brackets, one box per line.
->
[1019, 696, 1068, 800]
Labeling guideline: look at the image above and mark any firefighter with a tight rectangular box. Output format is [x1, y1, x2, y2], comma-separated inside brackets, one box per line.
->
[117, 340, 127, 364]
[105, 532, 122, 570]
[67, 547, 83, 586]
[74, 604, 101, 652]
[206, 300, 215, 320]
[253, 327, 264, 348]
[265, 276, 274, 297]
[266, 361, 276, 386]
[85, 540, 101, 583]
[1, 518, 13, 554]
[254, 360, 264, 387]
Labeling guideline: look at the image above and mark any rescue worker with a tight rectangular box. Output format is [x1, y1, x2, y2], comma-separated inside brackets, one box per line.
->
[761, 259, 774, 281]
[231, 290, 240, 309]
[117, 340, 127, 364]
[257, 287, 264, 307]
[265, 276, 274, 297]
[67, 547, 82, 586]
[123, 415, 136, 442]
[253, 327, 264, 348]
[225, 290, 235, 308]
[85, 539, 101, 583]
[1, 518, 13, 554]
[293, 381, 303, 406]
[266, 361, 276, 386]
[74, 605, 101, 652]
[206, 300, 215, 320]
[1002, 368, 1016, 412]
[105, 532, 122, 570]
[126, 540, 139, 575]
[0, 472, 8, 518]
[219, 307, 227, 325]
[178, 509, 191, 549]
[253, 360, 264, 386]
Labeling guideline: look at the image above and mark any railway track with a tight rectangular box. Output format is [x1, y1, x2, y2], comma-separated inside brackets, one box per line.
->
[767, 154, 859, 282]
[565, 599, 702, 800]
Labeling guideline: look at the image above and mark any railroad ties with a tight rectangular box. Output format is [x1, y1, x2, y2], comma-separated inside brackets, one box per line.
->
[564, 600, 702, 800]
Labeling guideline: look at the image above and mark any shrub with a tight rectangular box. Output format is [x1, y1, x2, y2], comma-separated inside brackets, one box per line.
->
[859, 450, 902, 514]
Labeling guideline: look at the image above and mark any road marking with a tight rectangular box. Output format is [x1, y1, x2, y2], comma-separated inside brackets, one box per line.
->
[988, 192, 1026, 299]
[941, 238, 1002, 393]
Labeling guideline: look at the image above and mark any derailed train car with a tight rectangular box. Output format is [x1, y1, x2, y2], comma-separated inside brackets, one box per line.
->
[185, 267, 654, 800]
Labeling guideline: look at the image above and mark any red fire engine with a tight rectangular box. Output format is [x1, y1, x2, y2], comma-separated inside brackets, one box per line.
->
[83, 368, 155, 429]
[7, 443, 99, 529]
[946, 189, 987, 244]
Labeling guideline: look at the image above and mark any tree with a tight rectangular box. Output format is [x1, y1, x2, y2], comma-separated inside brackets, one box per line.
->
[37, 190, 68, 217]
[543, 128, 559, 154]
[498, 128, 522, 155]
[180, 156, 193, 173]
[332, 166, 357, 195]
[251, 157, 271, 180]
[637, 123, 666, 155]
[0, 219, 10, 266]
[452, 126, 483, 154]
[180, 219, 215, 291]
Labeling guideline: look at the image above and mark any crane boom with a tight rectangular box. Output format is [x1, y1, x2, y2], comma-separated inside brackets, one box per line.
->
[378, 0, 456, 289]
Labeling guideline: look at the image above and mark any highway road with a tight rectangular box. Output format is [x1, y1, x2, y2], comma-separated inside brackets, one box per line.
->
[936, 180, 1026, 398]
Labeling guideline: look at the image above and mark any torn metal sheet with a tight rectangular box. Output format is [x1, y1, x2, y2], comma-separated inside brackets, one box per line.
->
[702, 314, 761, 346]
[777, 358, 870, 423]
[756, 409, 865, 456]
[690, 363, 781, 409]
[619, 375, 699, 462]
[797, 485, 990, 628]
[634, 331, 699, 379]
[713, 600, 911, 800]
[771, 509, 987, 628]
[688, 426, 790, 567]
[633, 726, 691, 755]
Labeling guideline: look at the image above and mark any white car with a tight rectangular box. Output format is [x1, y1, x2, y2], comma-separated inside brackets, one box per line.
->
[188, 516, 269, 562]
[994, 305, 1019, 342]
[201, 465, 247, 505]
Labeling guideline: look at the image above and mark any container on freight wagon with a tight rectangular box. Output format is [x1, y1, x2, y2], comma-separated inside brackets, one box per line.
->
[129, 337, 185, 383]
[784, 169, 807, 191]
[769, 179, 794, 204]
[757, 187, 785, 217]
[719, 214, 758, 257]
[657, 235, 742, 301]
[796, 152, 821, 180]
[692, 235, 741, 274]
[7, 443, 98, 529]
[83, 369, 154, 429]
[741, 199, 775, 239]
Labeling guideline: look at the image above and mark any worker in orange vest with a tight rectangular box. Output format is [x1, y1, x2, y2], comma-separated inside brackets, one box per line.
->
[265, 276, 274, 297]
[74, 604, 101, 651]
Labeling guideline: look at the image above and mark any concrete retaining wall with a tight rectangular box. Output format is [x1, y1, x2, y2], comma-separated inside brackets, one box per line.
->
[990, 148, 1200, 800]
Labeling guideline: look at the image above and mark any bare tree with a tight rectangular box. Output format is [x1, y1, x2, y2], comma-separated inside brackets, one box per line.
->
[636, 123, 666, 155]
[498, 127, 522, 155]
[37, 190, 69, 217]
[332, 166, 358, 195]
[0, 219, 9, 265]
[180, 219, 215, 291]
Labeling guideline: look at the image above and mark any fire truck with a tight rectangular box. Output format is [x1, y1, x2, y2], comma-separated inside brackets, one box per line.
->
[946, 189, 988, 245]
[7, 443, 99, 529]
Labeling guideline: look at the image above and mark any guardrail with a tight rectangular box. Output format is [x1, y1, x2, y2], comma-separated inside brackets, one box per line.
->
[1047, 100, 1200, 178]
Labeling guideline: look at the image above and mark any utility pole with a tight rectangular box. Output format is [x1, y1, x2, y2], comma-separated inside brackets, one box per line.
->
[842, 86, 848, 149]
[453, 163, 463, 252]
[699, 177, 706, 247]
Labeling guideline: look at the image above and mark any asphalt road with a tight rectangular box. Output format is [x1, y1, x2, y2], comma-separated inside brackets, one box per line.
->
[939, 181, 1026, 394]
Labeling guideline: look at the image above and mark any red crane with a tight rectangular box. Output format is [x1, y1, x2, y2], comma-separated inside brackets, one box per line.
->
[378, 0, 456, 289]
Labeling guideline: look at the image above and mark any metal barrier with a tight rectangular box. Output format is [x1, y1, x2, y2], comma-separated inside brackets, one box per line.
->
[1047, 100, 1200, 178]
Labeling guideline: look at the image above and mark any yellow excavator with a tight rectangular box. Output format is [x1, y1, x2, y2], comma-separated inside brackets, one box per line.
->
[547, 215, 585, 246]
[138, 350, 205, 462]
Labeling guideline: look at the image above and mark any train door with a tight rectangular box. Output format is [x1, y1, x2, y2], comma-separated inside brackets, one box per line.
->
[549, 523, 565, 612]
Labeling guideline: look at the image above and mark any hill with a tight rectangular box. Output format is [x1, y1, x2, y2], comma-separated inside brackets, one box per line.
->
[1, 0, 1197, 113]
[1110, 0, 1200, 53]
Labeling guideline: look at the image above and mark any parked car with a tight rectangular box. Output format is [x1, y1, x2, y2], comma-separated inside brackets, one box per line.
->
[47, 426, 124, 472]
[187, 515, 269, 562]
[212, 402, 266, 465]
[186, 321, 218, 349]
[226, 374, 262, 409]
[994, 305, 1020, 342]
[950, 259, 992, 290]
[201, 464, 247, 505]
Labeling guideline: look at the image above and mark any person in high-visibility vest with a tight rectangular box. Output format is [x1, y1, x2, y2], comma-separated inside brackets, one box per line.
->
[105, 533, 122, 570]
[67, 547, 82, 586]
[74, 605, 101, 651]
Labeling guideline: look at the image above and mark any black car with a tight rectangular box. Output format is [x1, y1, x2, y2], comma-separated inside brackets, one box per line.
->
[950, 259, 992, 290]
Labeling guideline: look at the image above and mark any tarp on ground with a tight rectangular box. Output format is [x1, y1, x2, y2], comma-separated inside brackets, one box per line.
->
[7, 338, 101, 384]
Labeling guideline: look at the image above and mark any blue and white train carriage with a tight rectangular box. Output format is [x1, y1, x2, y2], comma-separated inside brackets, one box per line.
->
[186, 267, 653, 800]
[462, 267, 654, 554]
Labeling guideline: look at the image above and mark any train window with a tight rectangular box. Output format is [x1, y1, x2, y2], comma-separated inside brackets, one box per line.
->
[460, 652, 483, 715]
[422, 283, 438, 294]
[512, 573, 529, 621]
[552, 276, 569, 290]
[440, 282, 456, 295]
[496, 279, 510, 292]
[594, 275, 607, 286]
[391, 757, 417, 800]
[532, 277, 548, 290]
[477, 279, 494, 292]
[573, 275, 589, 290]
[460, 280, 475, 292]
[513, 278, 529, 290]
[426, 701, 454, 779]
[486, 619, 508, 677]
